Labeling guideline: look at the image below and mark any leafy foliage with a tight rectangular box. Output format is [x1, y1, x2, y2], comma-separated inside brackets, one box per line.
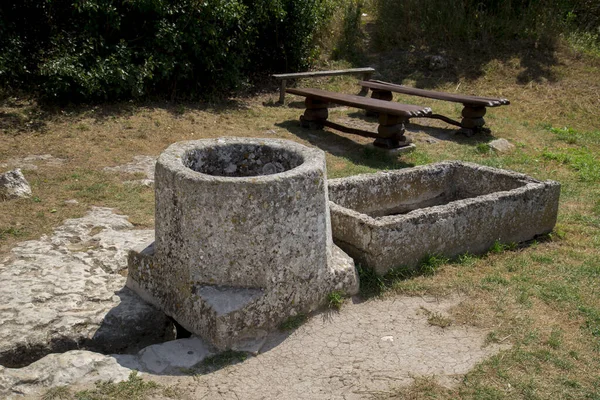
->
[0, 0, 340, 101]
[372, 0, 600, 51]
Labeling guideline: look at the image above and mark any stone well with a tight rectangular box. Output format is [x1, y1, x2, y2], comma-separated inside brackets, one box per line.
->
[127, 138, 358, 349]
[328, 161, 561, 275]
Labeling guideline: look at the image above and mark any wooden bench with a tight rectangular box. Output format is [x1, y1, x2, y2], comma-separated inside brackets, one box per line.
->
[360, 80, 510, 134]
[273, 68, 375, 104]
[286, 87, 432, 149]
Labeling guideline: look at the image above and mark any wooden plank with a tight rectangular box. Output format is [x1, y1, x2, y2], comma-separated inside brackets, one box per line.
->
[361, 80, 510, 107]
[286, 88, 432, 118]
[273, 67, 375, 80]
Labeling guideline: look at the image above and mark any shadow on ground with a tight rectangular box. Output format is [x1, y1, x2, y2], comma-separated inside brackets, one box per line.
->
[276, 119, 414, 171]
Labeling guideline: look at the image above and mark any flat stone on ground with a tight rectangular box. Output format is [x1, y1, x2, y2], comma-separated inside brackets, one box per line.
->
[103, 155, 157, 185]
[488, 138, 515, 153]
[0, 208, 173, 368]
[0, 154, 66, 171]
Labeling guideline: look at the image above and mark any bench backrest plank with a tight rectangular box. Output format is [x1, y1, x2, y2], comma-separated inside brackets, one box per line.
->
[273, 68, 375, 80]
[286, 87, 432, 118]
[362, 80, 510, 107]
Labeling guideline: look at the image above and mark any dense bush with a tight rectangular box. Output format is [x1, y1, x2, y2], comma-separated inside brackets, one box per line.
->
[0, 0, 340, 102]
[372, 0, 600, 51]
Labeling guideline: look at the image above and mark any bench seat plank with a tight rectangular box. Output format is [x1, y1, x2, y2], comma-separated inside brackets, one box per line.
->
[273, 67, 375, 80]
[286, 87, 431, 149]
[362, 80, 510, 107]
[286, 88, 432, 117]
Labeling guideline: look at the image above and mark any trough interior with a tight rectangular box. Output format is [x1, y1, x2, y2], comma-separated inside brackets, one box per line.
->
[329, 163, 532, 217]
[184, 143, 304, 177]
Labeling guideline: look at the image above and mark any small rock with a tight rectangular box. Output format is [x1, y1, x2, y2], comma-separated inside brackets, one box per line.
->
[427, 55, 448, 71]
[64, 199, 79, 205]
[425, 137, 439, 144]
[137, 337, 214, 374]
[264, 129, 277, 135]
[0, 169, 32, 200]
[488, 139, 515, 153]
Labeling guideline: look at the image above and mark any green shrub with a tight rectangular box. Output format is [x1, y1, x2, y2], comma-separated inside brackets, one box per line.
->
[0, 0, 343, 102]
[372, 0, 599, 52]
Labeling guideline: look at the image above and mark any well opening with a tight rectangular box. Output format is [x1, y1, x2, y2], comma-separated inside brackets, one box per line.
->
[184, 143, 304, 177]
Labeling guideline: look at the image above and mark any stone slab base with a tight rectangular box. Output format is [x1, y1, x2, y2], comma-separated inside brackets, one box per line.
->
[127, 243, 359, 350]
[366, 142, 416, 154]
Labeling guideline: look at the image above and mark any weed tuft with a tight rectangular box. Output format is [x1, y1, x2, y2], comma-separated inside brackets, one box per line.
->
[75, 371, 160, 400]
[327, 290, 345, 310]
[200, 350, 248, 372]
[476, 143, 491, 155]
[42, 386, 71, 400]
[481, 275, 510, 286]
[357, 255, 449, 299]
[547, 328, 563, 349]
[488, 240, 517, 254]
[418, 254, 449, 276]
[279, 314, 308, 331]
[0, 227, 26, 241]
[421, 307, 452, 328]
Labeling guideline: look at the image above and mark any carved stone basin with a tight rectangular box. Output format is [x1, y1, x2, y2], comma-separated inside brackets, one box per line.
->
[127, 138, 358, 349]
[328, 161, 560, 275]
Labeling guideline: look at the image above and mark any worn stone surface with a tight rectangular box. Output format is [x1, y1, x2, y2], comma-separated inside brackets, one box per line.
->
[103, 155, 157, 185]
[329, 161, 561, 274]
[0, 169, 32, 200]
[0, 207, 174, 368]
[0, 351, 136, 399]
[1, 295, 508, 399]
[488, 138, 515, 153]
[0, 154, 65, 171]
[128, 138, 359, 350]
[136, 337, 214, 375]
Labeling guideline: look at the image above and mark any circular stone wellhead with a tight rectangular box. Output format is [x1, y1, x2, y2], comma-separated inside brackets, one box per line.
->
[154, 137, 333, 289]
[128, 137, 358, 349]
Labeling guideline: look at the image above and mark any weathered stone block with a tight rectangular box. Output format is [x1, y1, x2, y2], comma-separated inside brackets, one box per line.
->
[328, 161, 560, 275]
[127, 138, 359, 349]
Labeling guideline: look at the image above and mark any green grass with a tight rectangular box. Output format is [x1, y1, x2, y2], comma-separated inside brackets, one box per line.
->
[0, 226, 26, 241]
[73, 372, 166, 400]
[199, 350, 248, 372]
[42, 386, 72, 400]
[279, 313, 309, 331]
[327, 290, 345, 310]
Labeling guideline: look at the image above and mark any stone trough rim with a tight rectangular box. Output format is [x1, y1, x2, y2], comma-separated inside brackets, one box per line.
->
[328, 160, 560, 227]
[157, 137, 325, 183]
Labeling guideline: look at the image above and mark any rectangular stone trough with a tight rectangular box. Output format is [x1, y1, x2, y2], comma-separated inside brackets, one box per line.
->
[328, 161, 561, 275]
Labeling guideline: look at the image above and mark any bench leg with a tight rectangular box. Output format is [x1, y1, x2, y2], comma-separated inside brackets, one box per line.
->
[366, 89, 393, 117]
[375, 114, 411, 149]
[358, 72, 374, 96]
[459, 105, 487, 134]
[300, 97, 329, 130]
[278, 79, 287, 104]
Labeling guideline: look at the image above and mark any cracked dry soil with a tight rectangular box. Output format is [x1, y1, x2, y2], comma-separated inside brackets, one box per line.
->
[147, 296, 507, 400]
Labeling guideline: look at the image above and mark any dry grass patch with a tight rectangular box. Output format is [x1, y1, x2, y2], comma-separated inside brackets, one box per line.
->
[1, 38, 600, 400]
